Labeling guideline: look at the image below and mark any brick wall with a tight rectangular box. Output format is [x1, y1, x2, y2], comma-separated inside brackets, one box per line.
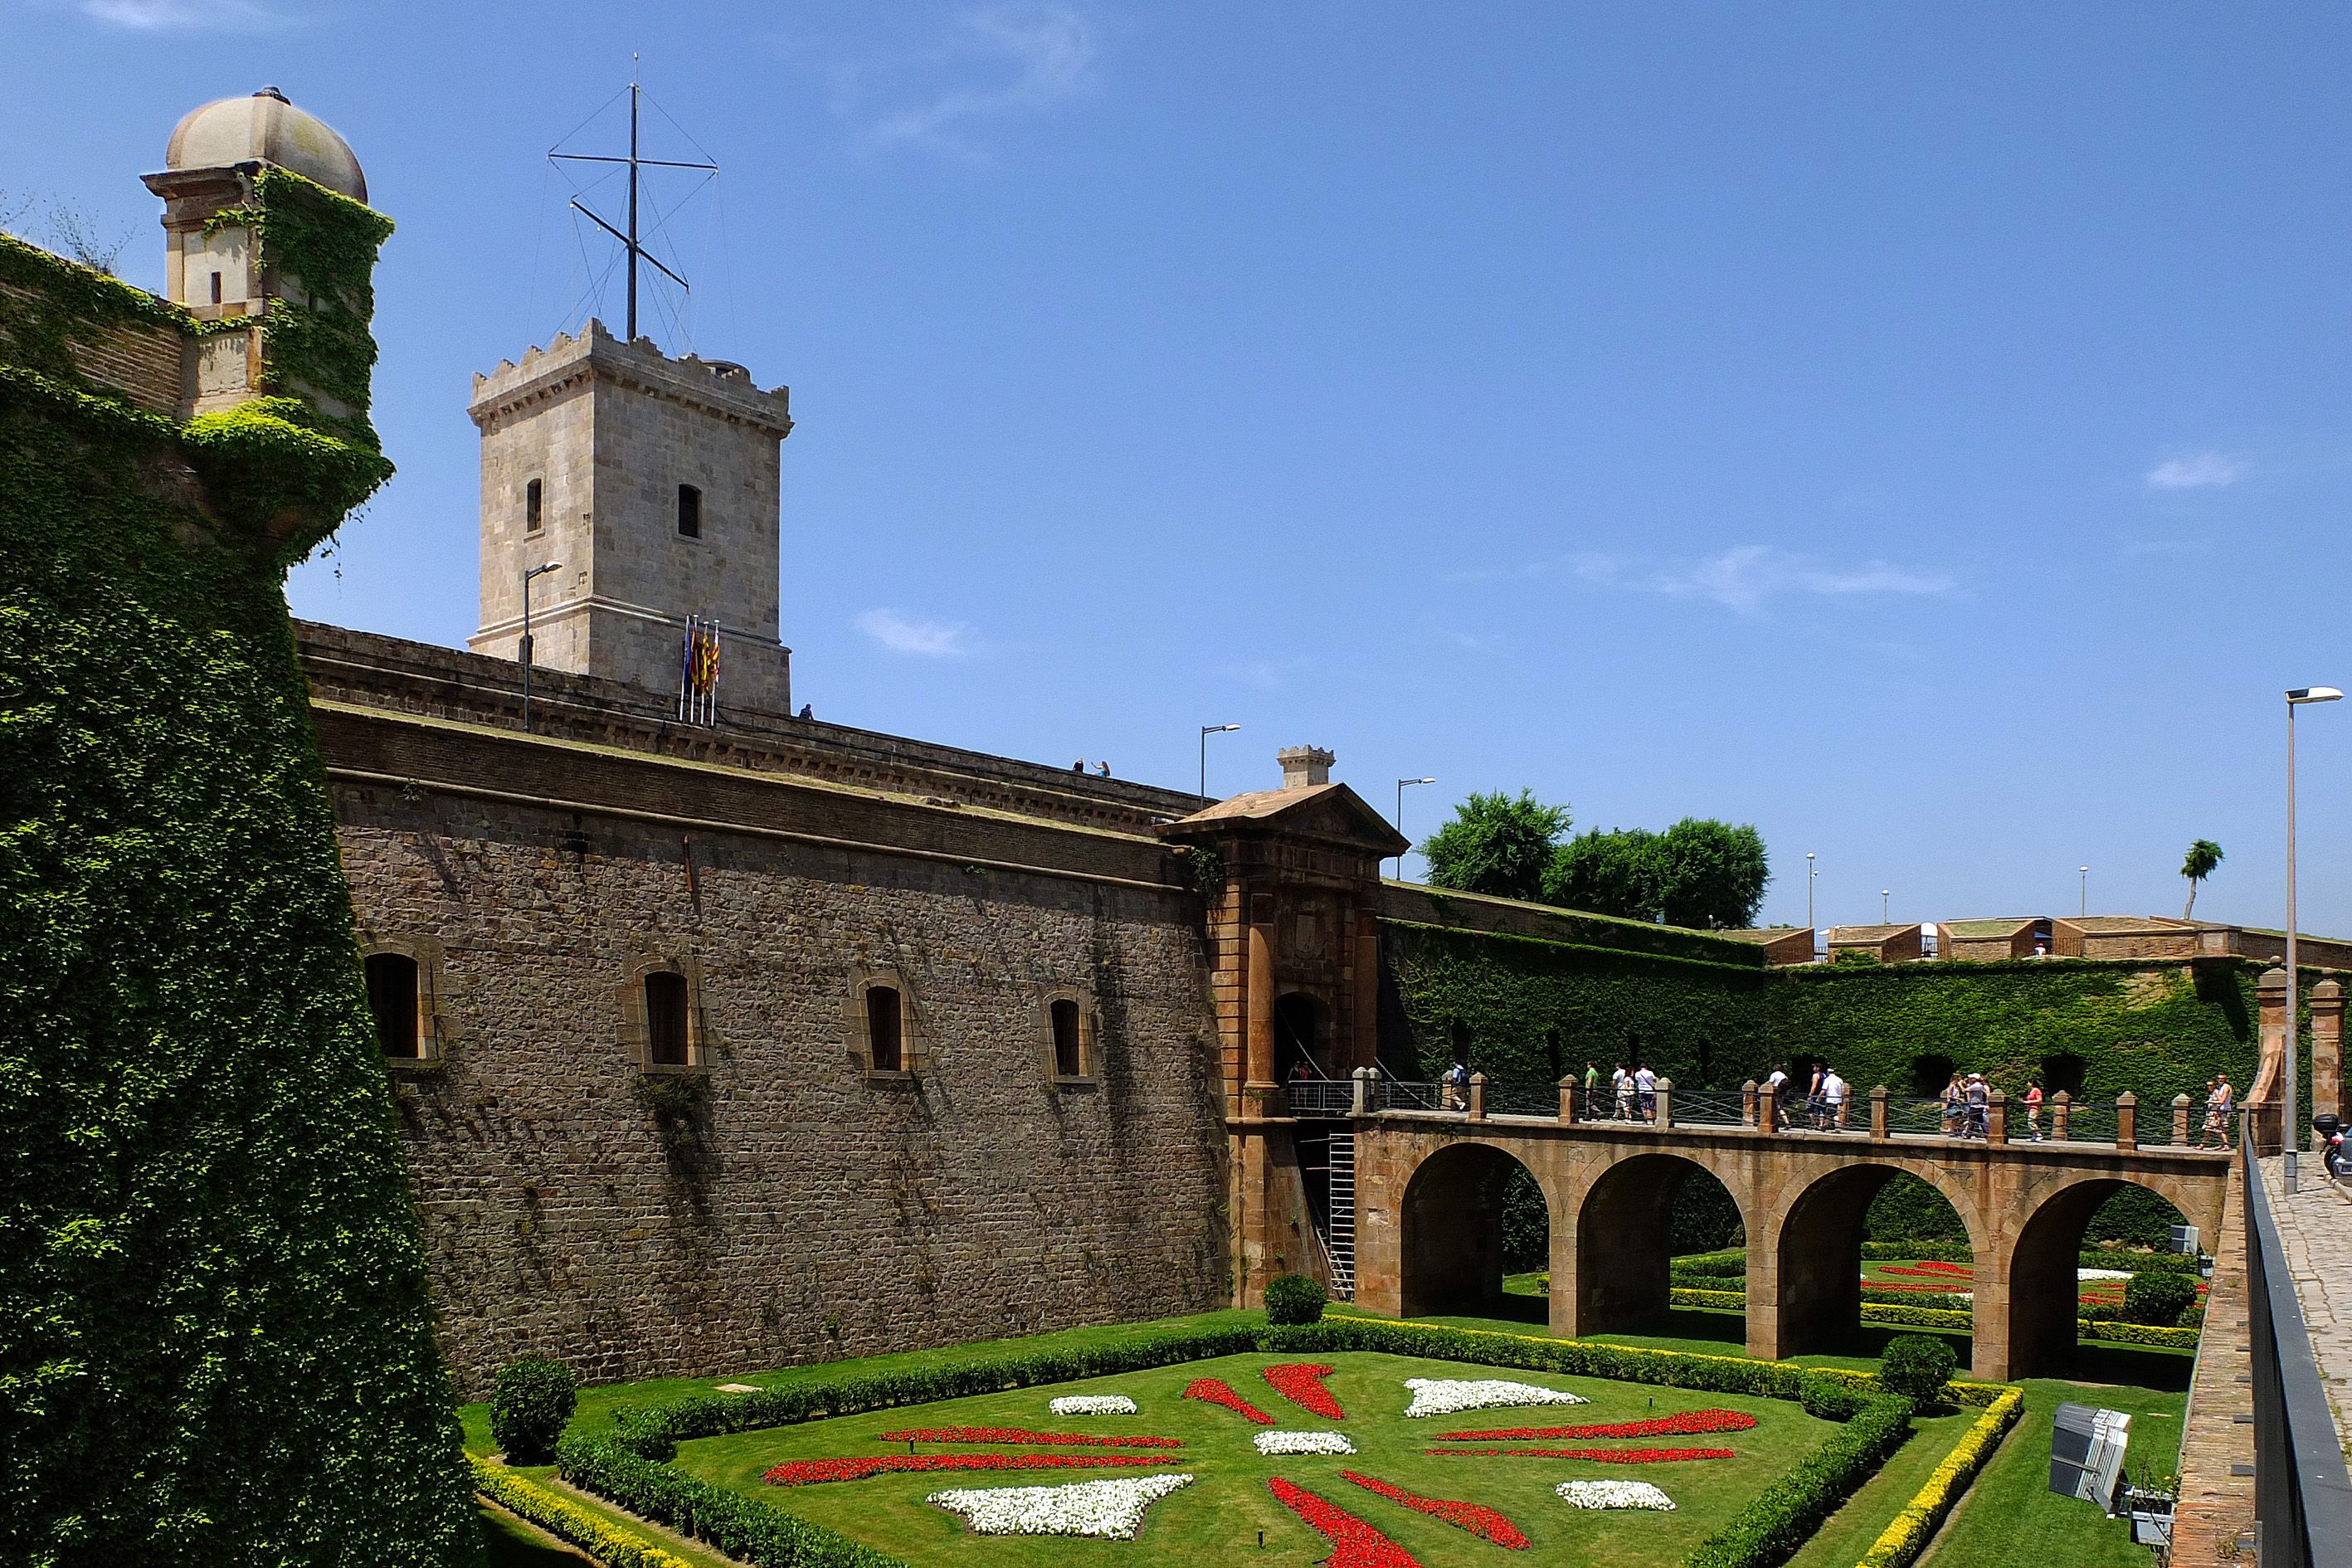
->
[0, 276, 188, 414]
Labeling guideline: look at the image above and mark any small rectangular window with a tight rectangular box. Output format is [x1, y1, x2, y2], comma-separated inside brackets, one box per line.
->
[1050, 999, 1084, 1078]
[677, 484, 703, 539]
[645, 971, 689, 1066]
[866, 984, 903, 1072]
[364, 952, 421, 1059]
[209, 271, 222, 305]
[524, 477, 543, 534]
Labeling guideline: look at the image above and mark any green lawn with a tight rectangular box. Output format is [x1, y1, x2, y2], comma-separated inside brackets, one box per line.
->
[1785, 1408, 1975, 1568]
[1922, 1379, 2181, 1568]
[669, 1349, 1838, 1566]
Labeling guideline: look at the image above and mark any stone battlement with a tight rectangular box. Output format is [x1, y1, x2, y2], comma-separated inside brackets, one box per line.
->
[468, 319, 792, 437]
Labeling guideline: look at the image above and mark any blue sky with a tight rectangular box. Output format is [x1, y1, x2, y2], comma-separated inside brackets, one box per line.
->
[11, 1, 2352, 933]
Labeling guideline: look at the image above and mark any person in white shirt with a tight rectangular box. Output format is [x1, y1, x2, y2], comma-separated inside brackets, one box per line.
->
[1634, 1063, 1658, 1122]
[1613, 1065, 1636, 1121]
[1763, 1066, 1789, 1131]
[1824, 1069, 1849, 1130]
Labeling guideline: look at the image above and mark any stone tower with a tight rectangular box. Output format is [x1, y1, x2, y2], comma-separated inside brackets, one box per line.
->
[466, 320, 796, 716]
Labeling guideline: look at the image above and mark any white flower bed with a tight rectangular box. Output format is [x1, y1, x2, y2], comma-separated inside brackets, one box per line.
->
[1048, 1395, 1137, 1416]
[928, 1474, 1195, 1538]
[2078, 1269, 2132, 1283]
[1253, 1430, 1356, 1455]
[1402, 1378, 1589, 1419]
[1556, 1479, 1676, 1512]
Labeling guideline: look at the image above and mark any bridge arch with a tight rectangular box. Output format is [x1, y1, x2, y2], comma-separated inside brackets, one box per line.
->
[1999, 1173, 2195, 1377]
[1570, 1152, 1749, 1337]
[1763, 1161, 1983, 1363]
[1396, 1141, 1553, 1319]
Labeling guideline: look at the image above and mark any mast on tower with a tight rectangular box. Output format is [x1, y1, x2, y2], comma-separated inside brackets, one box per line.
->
[549, 61, 716, 342]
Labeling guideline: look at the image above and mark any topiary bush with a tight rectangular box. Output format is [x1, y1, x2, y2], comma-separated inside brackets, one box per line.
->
[1798, 1372, 1868, 1422]
[1877, 1335, 1959, 1407]
[2122, 1269, 2200, 1327]
[1264, 1273, 1327, 1326]
[491, 1358, 579, 1465]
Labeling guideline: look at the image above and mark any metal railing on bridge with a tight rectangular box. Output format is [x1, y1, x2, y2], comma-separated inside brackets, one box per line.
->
[1305, 1068, 2218, 1155]
[2242, 1140, 2352, 1568]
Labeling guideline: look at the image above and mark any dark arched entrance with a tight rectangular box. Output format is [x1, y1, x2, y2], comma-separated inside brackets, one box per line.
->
[1777, 1164, 1975, 1363]
[1399, 1143, 1546, 1320]
[1273, 991, 1328, 1083]
[1577, 1154, 1744, 1334]
[2007, 1178, 2191, 1376]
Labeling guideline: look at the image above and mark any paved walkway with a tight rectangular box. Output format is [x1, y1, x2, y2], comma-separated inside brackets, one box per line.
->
[2258, 1154, 2352, 1455]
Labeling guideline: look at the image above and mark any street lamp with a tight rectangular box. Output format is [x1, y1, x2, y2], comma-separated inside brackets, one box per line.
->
[1881, 889, 1890, 923]
[2078, 866, 2089, 918]
[1806, 852, 1817, 931]
[1198, 723, 1240, 797]
[520, 561, 562, 735]
[1395, 777, 1436, 882]
[2285, 685, 2342, 1188]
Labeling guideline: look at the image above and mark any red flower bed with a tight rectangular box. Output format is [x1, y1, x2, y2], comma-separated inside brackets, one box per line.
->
[1184, 1376, 1276, 1425]
[1882, 1263, 1973, 1278]
[1339, 1470, 1530, 1549]
[762, 1454, 1173, 1486]
[1436, 1409, 1757, 1442]
[1863, 1281, 1977, 1294]
[874, 1426, 1184, 1449]
[1264, 1362, 1347, 1420]
[1268, 1477, 1424, 1568]
[1425, 1447, 1736, 1463]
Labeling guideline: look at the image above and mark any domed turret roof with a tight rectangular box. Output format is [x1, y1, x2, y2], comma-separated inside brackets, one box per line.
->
[165, 87, 366, 203]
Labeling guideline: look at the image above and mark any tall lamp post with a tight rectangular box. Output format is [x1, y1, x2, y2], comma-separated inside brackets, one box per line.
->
[2078, 865, 2088, 918]
[2285, 686, 2342, 1188]
[1806, 852, 1817, 930]
[519, 560, 562, 735]
[1395, 777, 1436, 882]
[1198, 723, 1240, 797]
[1881, 889, 1890, 923]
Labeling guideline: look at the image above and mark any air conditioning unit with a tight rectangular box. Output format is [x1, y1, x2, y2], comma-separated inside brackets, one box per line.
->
[2050, 1402, 2132, 1513]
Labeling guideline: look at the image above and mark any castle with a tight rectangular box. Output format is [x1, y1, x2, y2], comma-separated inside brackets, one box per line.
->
[36, 91, 2311, 1399]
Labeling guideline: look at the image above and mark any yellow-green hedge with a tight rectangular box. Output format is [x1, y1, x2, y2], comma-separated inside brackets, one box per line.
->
[2080, 1318, 2200, 1349]
[1673, 1288, 2201, 1351]
[472, 1457, 696, 1568]
[1857, 1386, 2024, 1568]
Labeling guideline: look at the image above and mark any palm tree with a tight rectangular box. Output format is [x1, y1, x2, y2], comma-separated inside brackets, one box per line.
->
[2181, 839, 2224, 919]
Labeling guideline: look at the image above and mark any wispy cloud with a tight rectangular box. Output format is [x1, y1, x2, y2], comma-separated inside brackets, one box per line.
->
[1574, 546, 1955, 616]
[855, 608, 975, 658]
[74, 0, 282, 28]
[2146, 451, 2246, 490]
[847, 3, 1096, 158]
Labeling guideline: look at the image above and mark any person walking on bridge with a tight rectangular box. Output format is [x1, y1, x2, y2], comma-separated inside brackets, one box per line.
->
[1763, 1065, 1789, 1132]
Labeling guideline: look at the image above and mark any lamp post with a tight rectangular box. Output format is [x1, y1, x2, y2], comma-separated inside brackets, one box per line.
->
[2285, 686, 2342, 1188]
[1395, 777, 1436, 882]
[519, 560, 562, 735]
[1881, 889, 1890, 923]
[1806, 852, 1817, 930]
[1198, 723, 1240, 798]
[2078, 866, 2088, 918]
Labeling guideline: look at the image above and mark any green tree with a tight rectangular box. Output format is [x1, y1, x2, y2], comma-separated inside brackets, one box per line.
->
[1543, 817, 1770, 929]
[1419, 790, 1572, 901]
[1544, 826, 1663, 919]
[1654, 818, 1771, 929]
[2181, 839, 2224, 919]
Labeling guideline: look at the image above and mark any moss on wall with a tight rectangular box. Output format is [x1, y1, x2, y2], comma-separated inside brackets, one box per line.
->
[0, 224, 479, 1565]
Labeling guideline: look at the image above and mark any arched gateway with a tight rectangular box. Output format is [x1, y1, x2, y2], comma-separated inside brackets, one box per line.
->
[1353, 1112, 2228, 1381]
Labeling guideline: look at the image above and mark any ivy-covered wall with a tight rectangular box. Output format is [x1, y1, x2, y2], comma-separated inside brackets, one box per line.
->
[1386, 921, 2271, 1117]
[0, 186, 480, 1567]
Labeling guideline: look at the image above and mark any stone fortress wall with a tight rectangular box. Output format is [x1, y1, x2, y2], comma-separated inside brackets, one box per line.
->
[316, 629, 1234, 1395]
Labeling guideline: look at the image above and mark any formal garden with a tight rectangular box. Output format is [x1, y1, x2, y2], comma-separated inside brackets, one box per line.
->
[458, 1277, 2063, 1568]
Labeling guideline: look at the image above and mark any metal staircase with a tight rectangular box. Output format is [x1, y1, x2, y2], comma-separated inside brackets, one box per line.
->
[1324, 1131, 1356, 1300]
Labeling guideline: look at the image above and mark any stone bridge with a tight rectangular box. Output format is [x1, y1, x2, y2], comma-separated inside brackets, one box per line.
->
[1347, 1105, 2230, 1382]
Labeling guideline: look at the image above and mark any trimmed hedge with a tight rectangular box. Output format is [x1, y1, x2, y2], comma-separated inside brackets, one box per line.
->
[2123, 1270, 2201, 1327]
[491, 1358, 578, 1466]
[1879, 1337, 1959, 1405]
[1264, 1273, 1327, 1326]
[558, 1438, 905, 1568]
[2081, 1319, 2201, 1350]
[1687, 1395, 1917, 1568]
[1859, 1387, 2024, 1568]
[471, 1458, 694, 1568]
